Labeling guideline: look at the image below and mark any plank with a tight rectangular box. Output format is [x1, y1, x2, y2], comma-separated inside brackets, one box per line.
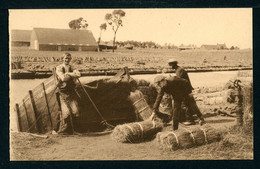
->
[29, 90, 40, 133]
[42, 82, 53, 129]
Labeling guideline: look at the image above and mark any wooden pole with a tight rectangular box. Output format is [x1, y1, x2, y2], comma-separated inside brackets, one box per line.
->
[55, 92, 62, 131]
[42, 82, 53, 129]
[52, 68, 57, 83]
[124, 67, 130, 81]
[22, 99, 30, 132]
[29, 90, 40, 133]
[15, 104, 21, 132]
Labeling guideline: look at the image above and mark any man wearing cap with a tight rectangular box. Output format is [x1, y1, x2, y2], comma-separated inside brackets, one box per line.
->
[153, 75, 205, 130]
[56, 53, 81, 134]
[168, 58, 205, 125]
[168, 58, 193, 91]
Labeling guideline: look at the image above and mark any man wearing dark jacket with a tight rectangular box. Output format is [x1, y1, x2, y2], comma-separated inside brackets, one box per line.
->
[153, 75, 205, 130]
[168, 58, 205, 125]
[168, 58, 194, 92]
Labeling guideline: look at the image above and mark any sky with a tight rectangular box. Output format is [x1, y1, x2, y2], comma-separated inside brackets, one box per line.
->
[9, 8, 252, 49]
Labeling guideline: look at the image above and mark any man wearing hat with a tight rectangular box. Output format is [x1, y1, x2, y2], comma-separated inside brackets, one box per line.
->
[168, 58, 205, 125]
[153, 75, 205, 130]
[168, 58, 193, 91]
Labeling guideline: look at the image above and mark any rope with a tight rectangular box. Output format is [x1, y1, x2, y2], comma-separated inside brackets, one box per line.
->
[125, 124, 134, 133]
[125, 124, 134, 143]
[136, 123, 144, 139]
[200, 128, 208, 144]
[183, 128, 196, 144]
[152, 120, 156, 128]
[170, 132, 179, 147]
[132, 98, 145, 106]
[77, 78, 115, 129]
[101, 120, 114, 129]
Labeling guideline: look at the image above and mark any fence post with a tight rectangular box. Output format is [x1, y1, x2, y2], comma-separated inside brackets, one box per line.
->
[15, 104, 21, 132]
[29, 90, 40, 133]
[42, 82, 53, 129]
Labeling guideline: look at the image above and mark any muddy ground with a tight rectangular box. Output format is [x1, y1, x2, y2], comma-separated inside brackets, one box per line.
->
[11, 116, 250, 161]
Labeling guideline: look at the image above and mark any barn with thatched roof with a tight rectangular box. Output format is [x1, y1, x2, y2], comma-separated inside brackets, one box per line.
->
[30, 28, 98, 51]
[11, 30, 32, 47]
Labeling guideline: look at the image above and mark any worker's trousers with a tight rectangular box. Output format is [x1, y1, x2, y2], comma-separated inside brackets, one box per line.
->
[172, 94, 203, 130]
[60, 92, 80, 119]
[185, 94, 203, 120]
[58, 92, 80, 134]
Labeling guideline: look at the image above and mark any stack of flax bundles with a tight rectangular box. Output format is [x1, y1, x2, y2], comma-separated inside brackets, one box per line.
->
[156, 124, 221, 150]
[111, 79, 164, 143]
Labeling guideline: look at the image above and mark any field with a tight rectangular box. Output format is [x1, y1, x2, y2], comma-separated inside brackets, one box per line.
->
[11, 47, 252, 73]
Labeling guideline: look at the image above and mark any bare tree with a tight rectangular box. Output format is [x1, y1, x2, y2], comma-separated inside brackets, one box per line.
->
[105, 9, 126, 52]
[68, 17, 88, 30]
[97, 23, 107, 52]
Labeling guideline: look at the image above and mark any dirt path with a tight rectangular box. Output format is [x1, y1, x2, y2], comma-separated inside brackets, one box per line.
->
[10, 116, 239, 161]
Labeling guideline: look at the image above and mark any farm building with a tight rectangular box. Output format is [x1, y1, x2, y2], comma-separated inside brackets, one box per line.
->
[30, 28, 98, 51]
[178, 45, 196, 50]
[124, 44, 134, 50]
[178, 46, 194, 50]
[106, 40, 117, 50]
[98, 40, 108, 50]
[200, 43, 228, 50]
[11, 30, 32, 47]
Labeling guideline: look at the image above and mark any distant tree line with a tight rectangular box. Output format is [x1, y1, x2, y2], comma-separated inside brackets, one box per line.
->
[115, 40, 162, 48]
[230, 46, 240, 50]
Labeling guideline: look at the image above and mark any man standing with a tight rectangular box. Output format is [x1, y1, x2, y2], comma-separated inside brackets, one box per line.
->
[56, 53, 81, 134]
[168, 58, 193, 91]
[168, 58, 205, 125]
[153, 75, 205, 130]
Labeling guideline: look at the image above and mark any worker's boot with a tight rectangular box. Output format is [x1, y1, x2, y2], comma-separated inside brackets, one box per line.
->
[57, 118, 70, 135]
[182, 121, 195, 125]
[182, 115, 195, 126]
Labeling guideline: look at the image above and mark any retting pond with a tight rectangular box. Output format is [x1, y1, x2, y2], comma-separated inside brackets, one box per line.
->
[9, 70, 252, 132]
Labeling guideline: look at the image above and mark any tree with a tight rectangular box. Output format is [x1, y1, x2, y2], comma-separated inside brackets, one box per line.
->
[68, 17, 88, 30]
[105, 9, 126, 52]
[97, 23, 107, 52]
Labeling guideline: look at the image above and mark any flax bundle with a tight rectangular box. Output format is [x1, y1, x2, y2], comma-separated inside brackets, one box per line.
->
[128, 90, 153, 120]
[156, 129, 194, 150]
[200, 124, 221, 144]
[111, 119, 163, 143]
[156, 124, 221, 150]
